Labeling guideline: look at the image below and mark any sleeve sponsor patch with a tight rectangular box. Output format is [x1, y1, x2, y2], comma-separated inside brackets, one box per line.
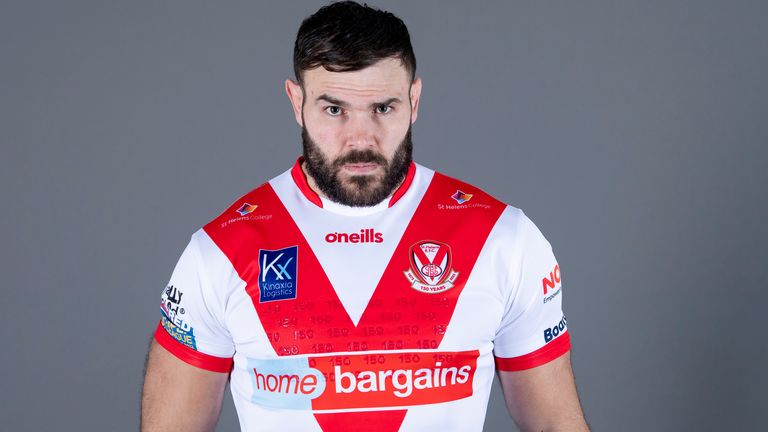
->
[543, 315, 567, 343]
[160, 312, 197, 350]
[159, 285, 197, 350]
[542, 263, 562, 303]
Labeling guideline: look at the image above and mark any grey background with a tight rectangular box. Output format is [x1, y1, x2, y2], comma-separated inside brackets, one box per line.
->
[1, 1, 766, 431]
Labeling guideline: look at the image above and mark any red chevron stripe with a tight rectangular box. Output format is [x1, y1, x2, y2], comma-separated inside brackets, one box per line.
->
[204, 172, 505, 431]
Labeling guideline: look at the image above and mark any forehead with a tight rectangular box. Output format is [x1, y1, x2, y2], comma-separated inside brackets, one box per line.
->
[302, 58, 411, 101]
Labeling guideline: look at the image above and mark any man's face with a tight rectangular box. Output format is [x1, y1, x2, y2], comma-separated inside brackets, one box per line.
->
[286, 58, 422, 206]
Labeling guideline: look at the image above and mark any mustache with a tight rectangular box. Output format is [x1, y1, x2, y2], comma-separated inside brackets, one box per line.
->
[333, 150, 388, 168]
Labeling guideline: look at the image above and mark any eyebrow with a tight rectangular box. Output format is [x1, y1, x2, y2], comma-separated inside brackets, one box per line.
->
[315, 94, 403, 109]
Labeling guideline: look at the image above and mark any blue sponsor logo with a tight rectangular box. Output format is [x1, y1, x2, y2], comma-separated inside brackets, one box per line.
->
[258, 246, 298, 302]
[161, 311, 197, 350]
[543, 316, 567, 343]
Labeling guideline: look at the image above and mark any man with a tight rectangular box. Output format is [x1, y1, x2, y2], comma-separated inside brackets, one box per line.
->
[141, 2, 588, 431]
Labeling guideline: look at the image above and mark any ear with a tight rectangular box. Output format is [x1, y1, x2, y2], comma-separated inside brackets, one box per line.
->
[409, 77, 422, 124]
[285, 79, 304, 127]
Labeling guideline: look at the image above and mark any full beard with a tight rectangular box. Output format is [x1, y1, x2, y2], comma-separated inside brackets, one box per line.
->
[302, 127, 413, 207]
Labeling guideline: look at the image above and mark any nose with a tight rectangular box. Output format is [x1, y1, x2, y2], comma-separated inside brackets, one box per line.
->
[343, 112, 378, 149]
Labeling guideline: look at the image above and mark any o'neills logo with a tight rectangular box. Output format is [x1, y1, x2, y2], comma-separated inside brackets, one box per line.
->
[247, 350, 479, 411]
[404, 240, 459, 293]
[325, 228, 383, 243]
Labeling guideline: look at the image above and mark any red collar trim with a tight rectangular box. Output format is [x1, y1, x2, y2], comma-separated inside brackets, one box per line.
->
[290, 157, 416, 209]
[387, 161, 416, 207]
[291, 157, 324, 208]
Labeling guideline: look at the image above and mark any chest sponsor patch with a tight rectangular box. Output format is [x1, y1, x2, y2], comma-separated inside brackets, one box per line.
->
[404, 240, 459, 293]
[247, 349, 479, 411]
[258, 246, 298, 302]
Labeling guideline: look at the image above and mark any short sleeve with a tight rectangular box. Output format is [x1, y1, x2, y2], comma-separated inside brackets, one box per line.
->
[154, 231, 235, 373]
[493, 212, 570, 371]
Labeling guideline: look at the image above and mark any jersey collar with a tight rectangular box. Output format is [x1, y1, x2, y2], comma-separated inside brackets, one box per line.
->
[290, 157, 416, 212]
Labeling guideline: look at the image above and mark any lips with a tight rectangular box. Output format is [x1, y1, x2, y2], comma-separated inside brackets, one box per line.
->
[342, 163, 380, 174]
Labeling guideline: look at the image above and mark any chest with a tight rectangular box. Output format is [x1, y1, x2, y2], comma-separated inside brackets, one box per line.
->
[205, 174, 509, 359]
[221, 218, 508, 359]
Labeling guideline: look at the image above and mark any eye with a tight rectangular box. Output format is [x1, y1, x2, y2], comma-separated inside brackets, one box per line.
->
[324, 106, 343, 116]
[375, 105, 392, 114]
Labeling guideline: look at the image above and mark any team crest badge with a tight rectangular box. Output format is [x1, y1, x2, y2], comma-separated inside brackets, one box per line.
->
[404, 240, 459, 293]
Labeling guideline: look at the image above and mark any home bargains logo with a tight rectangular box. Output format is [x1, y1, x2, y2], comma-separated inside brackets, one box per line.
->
[258, 246, 298, 302]
[404, 240, 459, 293]
[247, 350, 478, 410]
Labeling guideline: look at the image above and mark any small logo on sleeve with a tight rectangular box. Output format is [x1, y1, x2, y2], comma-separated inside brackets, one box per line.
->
[258, 246, 298, 302]
[542, 264, 562, 303]
[544, 316, 568, 343]
[160, 285, 197, 349]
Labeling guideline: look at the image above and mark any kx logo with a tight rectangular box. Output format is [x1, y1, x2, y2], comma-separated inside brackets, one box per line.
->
[262, 253, 293, 281]
[258, 246, 298, 303]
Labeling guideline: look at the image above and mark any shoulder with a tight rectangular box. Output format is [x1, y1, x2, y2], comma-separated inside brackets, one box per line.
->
[203, 182, 272, 231]
[425, 168, 505, 211]
[426, 166, 548, 248]
[426, 166, 526, 227]
[176, 176, 283, 285]
[199, 167, 293, 239]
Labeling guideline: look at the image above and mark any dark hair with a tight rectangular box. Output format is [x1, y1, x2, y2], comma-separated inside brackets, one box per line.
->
[293, 1, 416, 84]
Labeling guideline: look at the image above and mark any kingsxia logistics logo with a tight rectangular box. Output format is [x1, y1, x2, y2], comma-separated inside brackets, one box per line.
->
[246, 350, 479, 411]
[404, 240, 459, 293]
[258, 246, 298, 302]
[160, 285, 197, 349]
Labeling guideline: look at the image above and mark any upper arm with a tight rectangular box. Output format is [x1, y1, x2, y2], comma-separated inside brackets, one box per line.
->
[141, 339, 229, 432]
[498, 351, 588, 432]
[493, 211, 570, 370]
[492, 211, 587, 430]
[141, 232, 237, 431]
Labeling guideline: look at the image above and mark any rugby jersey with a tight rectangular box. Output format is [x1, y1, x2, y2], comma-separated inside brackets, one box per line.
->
[155, 159, 570, 431]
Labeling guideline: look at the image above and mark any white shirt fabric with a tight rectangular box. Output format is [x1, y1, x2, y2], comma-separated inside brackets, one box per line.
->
[154, 160, 570, 432]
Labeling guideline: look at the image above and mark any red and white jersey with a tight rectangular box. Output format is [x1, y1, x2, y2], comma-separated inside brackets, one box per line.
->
[154, 159, 570, 432]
